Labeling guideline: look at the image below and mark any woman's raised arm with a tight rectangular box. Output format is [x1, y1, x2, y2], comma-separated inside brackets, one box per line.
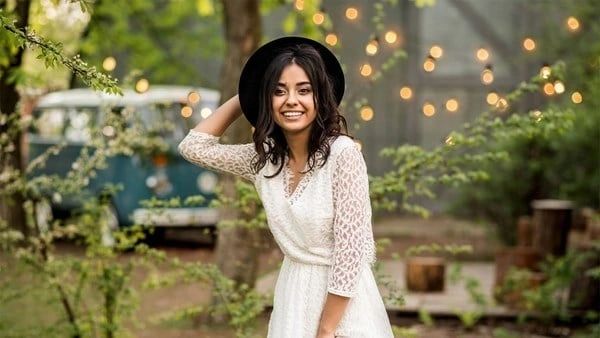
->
[193, 95, 243, 136]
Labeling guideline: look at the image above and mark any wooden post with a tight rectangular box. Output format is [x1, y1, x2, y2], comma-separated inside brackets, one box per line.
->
[406, 257, 445, 292]
[517, 215, 533, 247]
[531, 199, 573, 258]
[494, 247, 542, 287]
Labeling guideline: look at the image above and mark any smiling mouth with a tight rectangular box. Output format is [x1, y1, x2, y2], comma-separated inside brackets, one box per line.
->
[281, 111, 304, 118]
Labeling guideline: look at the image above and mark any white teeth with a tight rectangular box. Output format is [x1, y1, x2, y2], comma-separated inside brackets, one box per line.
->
[282, 111, 303, 117]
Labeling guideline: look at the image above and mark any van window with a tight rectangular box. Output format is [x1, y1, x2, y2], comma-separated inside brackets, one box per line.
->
[33, 107, 96, 142]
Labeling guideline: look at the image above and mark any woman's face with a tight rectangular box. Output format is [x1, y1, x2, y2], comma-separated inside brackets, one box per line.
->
[271, 63, 316, 137]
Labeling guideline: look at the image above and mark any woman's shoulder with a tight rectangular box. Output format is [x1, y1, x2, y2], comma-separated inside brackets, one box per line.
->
[329, 134, 359, 154]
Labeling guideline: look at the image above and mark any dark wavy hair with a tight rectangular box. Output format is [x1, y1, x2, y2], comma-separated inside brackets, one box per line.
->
[251, 44, 350, 178]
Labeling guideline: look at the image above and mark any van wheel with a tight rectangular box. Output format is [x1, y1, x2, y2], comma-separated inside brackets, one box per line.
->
[100, 205, 119, 247]
[35, 200, 52, 234]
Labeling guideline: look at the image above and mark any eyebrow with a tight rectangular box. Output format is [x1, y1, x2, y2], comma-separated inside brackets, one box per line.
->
[276, 81, 312, 87]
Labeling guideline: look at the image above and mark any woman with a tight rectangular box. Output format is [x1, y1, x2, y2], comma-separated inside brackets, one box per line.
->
[179, 36, 393, 338]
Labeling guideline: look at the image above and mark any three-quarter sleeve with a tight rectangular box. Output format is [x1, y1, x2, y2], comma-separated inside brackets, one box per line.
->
[178, 130, 257, 183]
[327, 143, 376, 297]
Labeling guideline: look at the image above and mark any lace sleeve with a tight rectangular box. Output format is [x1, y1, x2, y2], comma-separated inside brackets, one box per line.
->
[327, 143, 376, 298]
[178, 130, 257, 183]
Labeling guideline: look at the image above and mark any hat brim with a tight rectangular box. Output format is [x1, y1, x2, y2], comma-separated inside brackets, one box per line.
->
[238, 36, 345, 126]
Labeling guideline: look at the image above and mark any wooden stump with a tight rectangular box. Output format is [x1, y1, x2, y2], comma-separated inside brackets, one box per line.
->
[494, 247, 542, 287]
[517, 215, 533, 247]
[406, 257, 445, 292]
[532, 199, 573, 258]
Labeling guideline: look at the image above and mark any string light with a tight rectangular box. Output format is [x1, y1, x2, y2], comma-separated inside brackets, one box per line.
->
[423, 56, 436, 72]
[495, 97, 508, 111]
[187, 91, 200, 104]
[481, 65, 494, 85]
[522, 37, 536, 52]
[365, 38, 379, 56]
[540, 65, 551, 79]
[345, 7, 358, 20]
[384, 30, 397, 44]
[429, 45, 443, 59]
[312, 11, 325, 25]
[135, 78, 149, 93]
[543, 82, 555, 96]
[445, 98, 459, 112]
[181, 106, 193, 118]
[360, 63, 372, 77]
[200, 107, 213, 118]
[423, 102, 435, 117]
[325, 33, 338, 46]
[486, 92, 499, 105]
[571, 91, 583, 104]
[566, 16, 580, 32]
[102, 57, 116, 71]
[360, 106, 374, 121]
[553, 80, 565, 94]
[476, 48, 489, 62]
[294, 0, 304, 11]
[399, 86, 413, 100]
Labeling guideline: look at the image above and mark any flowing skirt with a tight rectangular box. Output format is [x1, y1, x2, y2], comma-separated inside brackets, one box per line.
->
[267, 256, 394, 338]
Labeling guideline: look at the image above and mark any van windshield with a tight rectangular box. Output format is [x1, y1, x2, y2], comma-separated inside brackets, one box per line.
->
[31, 103, 196, 142]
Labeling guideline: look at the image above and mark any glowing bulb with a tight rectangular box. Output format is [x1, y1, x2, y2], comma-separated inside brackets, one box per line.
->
[423, 102, 435, 117]
[553, 81, 565, 94]
[429, 45, 443, 59]
[399, 86, 413, 100]
[486, 92, 499, 105]
[200, 107, 213, 118]
[540, 66, 551, 79]
[476, 48, 489, 62]
[365, 40, 379, 55]
[135, 78, 149, 93]
[102, 56, 116, 71]
[566, 16, 580, 32]
[423, 57, 435, 72]
[543, 83, 555, 96]
[445, 99, 459, 112]
[523, 37, 536, 52]
[325, 33, 338, 46]
[495, 98, 508, 111]
[354, 140, 363, 152]
[181, 106, 193, 118]
[571, 91, 582, 104]
[360, 63, 372, 77]
[187, 91, 200, 104]
[345, 7, 358, 20]
[360, 106, 374, 121]
[481, 67, 494, 85]
[312, 12, 325, 25]
[294, 0, 304, 11]
[384, 30, 397, 44]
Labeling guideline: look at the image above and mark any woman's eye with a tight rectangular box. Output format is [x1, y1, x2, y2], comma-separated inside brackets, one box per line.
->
[299, 88, 312, 94]
[274, 89, 286, 95]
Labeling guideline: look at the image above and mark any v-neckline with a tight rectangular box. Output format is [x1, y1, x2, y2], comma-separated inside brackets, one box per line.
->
[282, 158, 313, 204]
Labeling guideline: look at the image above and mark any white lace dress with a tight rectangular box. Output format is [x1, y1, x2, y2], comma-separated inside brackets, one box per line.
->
[178, 130, 393, 338]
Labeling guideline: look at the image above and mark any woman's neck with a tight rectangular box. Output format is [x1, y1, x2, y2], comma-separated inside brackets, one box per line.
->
[284, 131, 310, 164]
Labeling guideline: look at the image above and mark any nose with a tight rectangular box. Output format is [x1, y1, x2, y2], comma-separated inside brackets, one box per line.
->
[285, 92, 298, 106]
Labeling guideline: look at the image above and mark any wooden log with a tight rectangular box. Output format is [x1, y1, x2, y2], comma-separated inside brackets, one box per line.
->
[406, 257, 445, 292]
[494, 247, 542, 287]
[531, 199, 573, 258]
[517, 215, 533, 247]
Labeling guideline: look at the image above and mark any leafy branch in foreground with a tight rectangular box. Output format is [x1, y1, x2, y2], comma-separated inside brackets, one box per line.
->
[0, 11, 120, 94]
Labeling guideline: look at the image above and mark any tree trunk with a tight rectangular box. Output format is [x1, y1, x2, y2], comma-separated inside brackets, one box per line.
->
[209, 0, 261, 323]
[405, 257, 446, 292]
[0, 0, 31, 236]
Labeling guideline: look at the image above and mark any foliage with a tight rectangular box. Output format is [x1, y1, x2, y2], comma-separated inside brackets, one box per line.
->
[449, 1, 600, 244]
[448, 261, 489, 329]
[371, 62, 575, 219]
[496, 246, 600, 324]
[0, 10, 120, 94]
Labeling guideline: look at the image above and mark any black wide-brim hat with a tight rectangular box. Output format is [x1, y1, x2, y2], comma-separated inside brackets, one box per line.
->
[238, 36, 345, 126]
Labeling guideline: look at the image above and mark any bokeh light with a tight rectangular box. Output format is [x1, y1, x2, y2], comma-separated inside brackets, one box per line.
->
[481, 67, 494, 85]
[423, 102, 435, 117]
[430, 45, 443, 59]
[366, 40, 379, 55]
[399, 86, 413, 100]
[360, 63, 372, 77]
[325, 33, 338, 46]
[445, 99, 459, 112]
[553, 80, 565, 94]
[566, 16, 580, 32]
[486, 92, 499, 105]
[522, 37, 536, 52]
[181, 106, 193, 118]
[476, 48, 489, 62]
[187, 91, 200, 104]
[200, 107, 213, 118]
[540, 66, 552, 79]
[360, 106, 374, 121]
[102, 56, 116, 71]
[543, 82, 555, 96]
[384, 30, 397, 44]
[423, 57, 435, 72]
[135, 78, 149, 93]
[571, 91, 583, 104]
[345, 7, 358, 20]
[312, 12, 325, 25]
